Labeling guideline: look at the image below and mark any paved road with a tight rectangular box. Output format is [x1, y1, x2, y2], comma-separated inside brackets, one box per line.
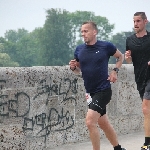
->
[53, 131, 144, 150]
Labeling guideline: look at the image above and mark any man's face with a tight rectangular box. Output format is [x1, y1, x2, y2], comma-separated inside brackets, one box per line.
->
[81, 24, 97, 44]
[133, 15, 147, 33]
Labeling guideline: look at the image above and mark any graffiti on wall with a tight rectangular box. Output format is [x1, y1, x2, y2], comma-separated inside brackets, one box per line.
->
[0, 77, 78, 142]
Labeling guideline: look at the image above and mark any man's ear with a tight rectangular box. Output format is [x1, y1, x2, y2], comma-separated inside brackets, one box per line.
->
[93, 29, 97, 35]
[145, 19, 148, 25]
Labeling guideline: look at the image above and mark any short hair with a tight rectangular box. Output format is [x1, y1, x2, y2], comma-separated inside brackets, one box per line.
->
[82, 21, 98, 32]
[134, 12, 147, 20]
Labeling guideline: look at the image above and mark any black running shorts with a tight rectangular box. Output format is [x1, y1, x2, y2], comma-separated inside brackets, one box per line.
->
[139, 80, 150, 100]
[89, 88, 112, 116]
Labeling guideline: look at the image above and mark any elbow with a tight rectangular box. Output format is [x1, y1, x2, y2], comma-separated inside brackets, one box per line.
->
[121, 54, 124, 62]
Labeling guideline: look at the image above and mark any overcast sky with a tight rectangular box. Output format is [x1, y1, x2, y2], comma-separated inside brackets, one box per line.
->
[0, 0, 150, 37]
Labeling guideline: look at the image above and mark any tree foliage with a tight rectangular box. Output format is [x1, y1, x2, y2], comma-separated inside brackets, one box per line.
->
[40, 9, 115, 66]
[40, 8, 73, 66]
[2, 9, 149, 66]
[1, 28, 42, 67]
[0, 53, 19, 67]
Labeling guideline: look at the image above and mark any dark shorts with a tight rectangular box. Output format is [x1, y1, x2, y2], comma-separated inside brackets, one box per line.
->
[89, 88, 112, 116]
[139, 80, 150, 100]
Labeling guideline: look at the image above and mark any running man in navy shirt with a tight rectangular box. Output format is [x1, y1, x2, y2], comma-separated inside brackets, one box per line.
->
[69, 21, 126, 150]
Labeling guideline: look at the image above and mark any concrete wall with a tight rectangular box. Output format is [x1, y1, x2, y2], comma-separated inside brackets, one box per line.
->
[0, 65, 143, 149]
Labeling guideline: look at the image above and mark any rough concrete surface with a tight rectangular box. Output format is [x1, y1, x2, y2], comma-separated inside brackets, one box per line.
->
[53, 131, 144, 150]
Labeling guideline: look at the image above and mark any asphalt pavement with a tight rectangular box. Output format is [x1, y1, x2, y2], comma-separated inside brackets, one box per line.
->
[53, 131, 144, 150]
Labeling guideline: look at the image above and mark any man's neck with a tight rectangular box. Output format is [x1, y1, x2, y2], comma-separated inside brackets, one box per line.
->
[86, 39, 97, 45]
[136, 30, 147, 37]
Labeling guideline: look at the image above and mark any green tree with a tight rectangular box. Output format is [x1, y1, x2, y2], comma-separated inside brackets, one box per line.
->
[15, 35, 35, 66]
[3, 41, 17, 62]
[2, 28, 42, 67]
[0, 43, 4, 52]
[0, 9, 122, 66]
[0, 52, 19, 67]
[3, 29, 29, 65]
[29, 27, 44, 66]
[41, 8, 73, 66]
[5, 28, 28, 43]
[41, 9, 115, 66]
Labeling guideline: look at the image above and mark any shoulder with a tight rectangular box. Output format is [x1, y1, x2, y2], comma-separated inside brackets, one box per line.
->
[126, 34, 136, 40]
[76, 43, 85, 50]
[74, 43, 85, 56]
[97, 40, 116, 52]
[97, 40, 116, 55]
[96, 40, 114, 47]
[96, 40, 110, 44]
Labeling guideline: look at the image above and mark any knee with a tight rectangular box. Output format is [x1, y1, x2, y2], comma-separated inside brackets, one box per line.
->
[142, 106, 150, 116]
[86, 117, 96, 129]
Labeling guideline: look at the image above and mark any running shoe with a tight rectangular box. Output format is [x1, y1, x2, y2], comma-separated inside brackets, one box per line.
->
[141, 145, 150, 150]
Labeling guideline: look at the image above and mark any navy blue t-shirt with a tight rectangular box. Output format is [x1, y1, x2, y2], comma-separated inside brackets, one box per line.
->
[74, 40, 117, 93]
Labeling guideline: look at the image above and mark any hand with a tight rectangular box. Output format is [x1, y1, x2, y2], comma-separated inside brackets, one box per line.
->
[107, 71, 117, 83]
[69, 59, 77, 70]
[125, 50, 131, 59]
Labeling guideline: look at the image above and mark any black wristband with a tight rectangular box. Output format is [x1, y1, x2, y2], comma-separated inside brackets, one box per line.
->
[70, 66, 76, 71]
[113, 67, 119, 73]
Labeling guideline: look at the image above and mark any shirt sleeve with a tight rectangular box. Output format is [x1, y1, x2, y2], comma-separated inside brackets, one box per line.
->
[107, 42, 117, 56]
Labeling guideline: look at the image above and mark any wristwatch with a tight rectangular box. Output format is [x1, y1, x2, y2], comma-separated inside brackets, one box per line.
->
[113, 67, 119, 73]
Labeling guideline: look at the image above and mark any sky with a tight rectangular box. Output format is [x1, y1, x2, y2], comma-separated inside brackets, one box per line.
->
[0, 0, 150, 37]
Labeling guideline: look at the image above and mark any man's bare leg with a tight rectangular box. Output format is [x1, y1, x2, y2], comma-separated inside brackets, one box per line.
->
[98, 114, 119, 147]
[142, 99, 150, 137]
[86, 109, 101, 150]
